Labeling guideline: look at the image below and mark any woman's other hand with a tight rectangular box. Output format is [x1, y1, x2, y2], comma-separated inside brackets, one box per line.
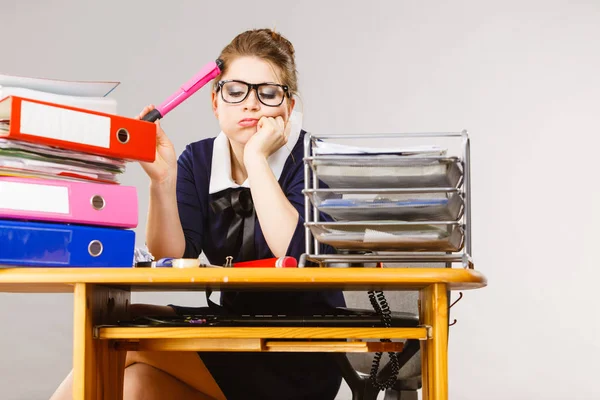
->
[244, 115, 290, 163]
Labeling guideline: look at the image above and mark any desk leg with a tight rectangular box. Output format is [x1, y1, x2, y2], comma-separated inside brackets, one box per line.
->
[72, 283, 130, 400]
[419, 283, 448, 400]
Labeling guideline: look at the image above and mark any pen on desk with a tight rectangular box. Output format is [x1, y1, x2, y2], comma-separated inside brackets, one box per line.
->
[134, 258, 205, 268]
[142, 59, 224, 122]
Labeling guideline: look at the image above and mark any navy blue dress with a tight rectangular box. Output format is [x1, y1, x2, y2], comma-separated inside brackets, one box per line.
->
[172, 129, 345, 400]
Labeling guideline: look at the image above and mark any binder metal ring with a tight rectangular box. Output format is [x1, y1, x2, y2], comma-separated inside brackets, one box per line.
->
[116, 128, 130, 144]
[88, 240, 104, 257]
[90, 195, 105, 210]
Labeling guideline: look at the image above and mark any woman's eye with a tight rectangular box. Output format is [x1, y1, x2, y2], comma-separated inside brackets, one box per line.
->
[228, 90, 245, 98]
[260, 92, 277, 100]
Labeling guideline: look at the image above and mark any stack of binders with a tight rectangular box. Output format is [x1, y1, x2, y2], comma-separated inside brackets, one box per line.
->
[0, 73, 156, 268]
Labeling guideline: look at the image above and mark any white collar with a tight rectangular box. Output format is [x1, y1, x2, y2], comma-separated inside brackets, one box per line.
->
[209, 111, 303, 194]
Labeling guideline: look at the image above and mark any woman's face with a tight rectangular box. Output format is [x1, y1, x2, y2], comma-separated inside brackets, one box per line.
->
[212, 56, 295, 146]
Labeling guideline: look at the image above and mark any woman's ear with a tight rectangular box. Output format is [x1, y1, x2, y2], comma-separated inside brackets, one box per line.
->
[287, 97, 296, 118]
[211, 91, 219, 118]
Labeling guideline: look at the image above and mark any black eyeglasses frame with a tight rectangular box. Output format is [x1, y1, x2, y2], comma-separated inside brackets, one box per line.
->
[216, 80, 290, 107]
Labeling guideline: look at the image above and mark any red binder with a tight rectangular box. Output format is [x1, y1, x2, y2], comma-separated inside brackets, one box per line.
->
[0, 95, 156, 162]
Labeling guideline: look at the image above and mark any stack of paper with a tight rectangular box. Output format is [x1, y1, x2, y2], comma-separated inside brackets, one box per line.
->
[0, 138, 126, 184]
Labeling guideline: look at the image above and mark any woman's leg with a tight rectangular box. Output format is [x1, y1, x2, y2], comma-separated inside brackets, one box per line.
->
[123, 358, 223, 400]
[124, 350, 226, 400]
[124, 363, 212, 400]
[49, 304, 225, 400]
[49, 354, 225, 400]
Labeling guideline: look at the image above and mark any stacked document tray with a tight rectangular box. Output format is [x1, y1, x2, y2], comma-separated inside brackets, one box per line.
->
[301, 131, 473, 268]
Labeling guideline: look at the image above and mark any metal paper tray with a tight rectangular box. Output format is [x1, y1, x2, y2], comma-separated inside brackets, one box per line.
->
[306, 221, 464, 252]
[304, 189, 464, 222]
[306, 156, 463, 188]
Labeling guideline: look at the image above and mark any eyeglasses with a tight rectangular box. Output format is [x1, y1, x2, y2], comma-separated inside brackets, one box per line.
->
[216, 80, 289, 107]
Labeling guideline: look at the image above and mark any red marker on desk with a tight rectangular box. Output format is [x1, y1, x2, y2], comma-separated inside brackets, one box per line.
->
[136, 256, 298, 269]
[231, 256, 297, 268]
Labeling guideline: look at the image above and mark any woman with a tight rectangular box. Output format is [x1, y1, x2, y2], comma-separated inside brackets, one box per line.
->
[50, 28, 344, 400]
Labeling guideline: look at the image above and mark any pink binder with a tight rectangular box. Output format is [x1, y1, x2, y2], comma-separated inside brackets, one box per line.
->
[0, 176, 138, 228]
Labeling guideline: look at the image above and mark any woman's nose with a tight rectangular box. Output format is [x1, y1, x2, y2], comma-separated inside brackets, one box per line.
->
[243, 88, 261, 110]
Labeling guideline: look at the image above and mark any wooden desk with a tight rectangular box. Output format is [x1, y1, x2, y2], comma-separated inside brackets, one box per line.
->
[0, 267, 486, 400]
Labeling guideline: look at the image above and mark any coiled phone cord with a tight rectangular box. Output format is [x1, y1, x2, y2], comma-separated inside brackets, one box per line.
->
[368, 290, 401, 390]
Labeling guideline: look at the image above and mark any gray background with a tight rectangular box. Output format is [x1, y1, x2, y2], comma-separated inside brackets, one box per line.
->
[1, 0, 599, 399]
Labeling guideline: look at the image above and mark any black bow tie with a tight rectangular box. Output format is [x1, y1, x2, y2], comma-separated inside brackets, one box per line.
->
[209, 187, 256, 262]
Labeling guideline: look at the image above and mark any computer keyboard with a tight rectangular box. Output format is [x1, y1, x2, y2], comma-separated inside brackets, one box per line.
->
[116, 308, 419, 328]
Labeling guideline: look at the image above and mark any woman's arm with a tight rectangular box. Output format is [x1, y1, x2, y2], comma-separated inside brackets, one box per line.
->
[244, 116, 298, 258]
[137, 105, 186, 259]
[245, 153, 298, 257]
[145, 178, 186, 259]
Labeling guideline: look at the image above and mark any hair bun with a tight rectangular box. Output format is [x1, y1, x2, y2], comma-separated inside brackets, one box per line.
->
[270, 29, 295, 58]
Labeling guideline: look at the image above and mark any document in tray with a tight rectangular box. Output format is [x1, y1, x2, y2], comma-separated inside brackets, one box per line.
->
[363, 226, 445, 241]
[315, 193, 464, 221]
[313, 139, 446, 156]
[320, 198, 448, 208]
[306, 222, 464, 252]
[312, 157, 463, 189]
[0, 72, 119, 97]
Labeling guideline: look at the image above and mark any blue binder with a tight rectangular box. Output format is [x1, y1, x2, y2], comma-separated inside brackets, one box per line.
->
[0, 219, 135, 267]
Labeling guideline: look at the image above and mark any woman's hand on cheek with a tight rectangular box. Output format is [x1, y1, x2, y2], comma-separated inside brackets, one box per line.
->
[244, 115, 289, 163]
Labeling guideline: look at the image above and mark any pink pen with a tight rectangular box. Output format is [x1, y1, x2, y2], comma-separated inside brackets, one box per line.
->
[142, 59, 224, 122]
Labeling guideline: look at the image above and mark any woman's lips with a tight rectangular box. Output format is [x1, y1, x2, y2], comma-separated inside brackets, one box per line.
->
[238, 118, 259, 127]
